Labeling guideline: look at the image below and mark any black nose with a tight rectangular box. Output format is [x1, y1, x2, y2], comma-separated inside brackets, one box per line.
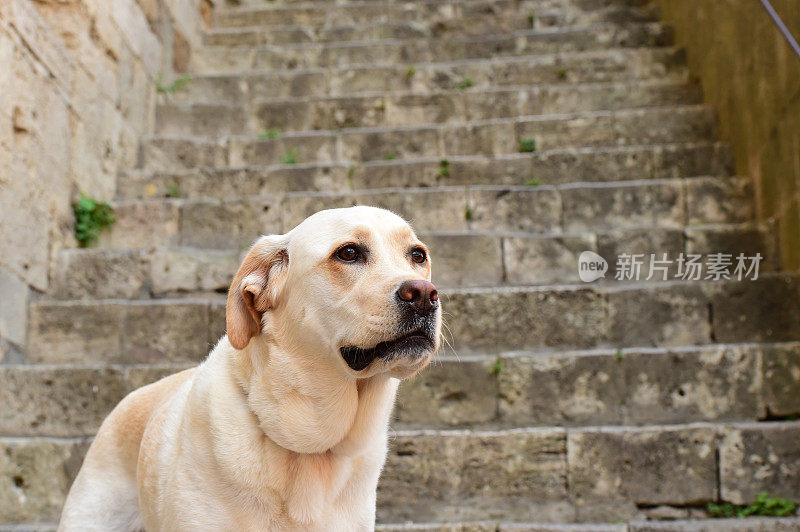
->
[396, 280, 439, 315]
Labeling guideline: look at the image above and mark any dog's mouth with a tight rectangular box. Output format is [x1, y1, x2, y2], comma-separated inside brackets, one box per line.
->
[339, 329, 435, 371]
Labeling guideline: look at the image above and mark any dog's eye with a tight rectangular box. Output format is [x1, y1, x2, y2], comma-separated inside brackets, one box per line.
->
[410, 248, 427, 264]
[336, 245, 360, 262]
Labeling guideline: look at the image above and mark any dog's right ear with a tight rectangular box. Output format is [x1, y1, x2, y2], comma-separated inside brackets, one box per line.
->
[226, 235, 288, 350]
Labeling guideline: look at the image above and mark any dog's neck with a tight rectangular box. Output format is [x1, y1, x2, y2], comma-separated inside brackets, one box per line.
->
[230, 335, 399, 455]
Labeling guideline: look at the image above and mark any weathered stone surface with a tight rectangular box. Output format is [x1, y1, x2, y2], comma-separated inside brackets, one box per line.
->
[0, 364, 190, 437]
[27, 301, 126, 364]
[621, 345, 760, 424]
[761, 343, 800, 418]
[604, 284, 710, 347]
[0, 438, 88, 523]
[498, 352, 626, 427]
[684, 177, 753, 225]
[151, 247, 239, 294]
[379, 429, 567, 522]
[568, 426, 718, 506]
[101, 201, 180, 248]
[630, 518, 800, 531]
[444, 287, 606, 352]
[504, 234, 596, 285]
[596, 228, 683, 280]
[0, 367, 129, 437]
[0, 267, 28, 348]
[720, 422, 800, 504]
[421, 234, 502, 289]
[353, 188, 469, 232]
[52, 249, 149, 300]
[123, 301, 212, 363]
[468, 186, 561, 233]
[394, 358, 498, 428]
[561, 180, 684, 232]
[707, 276, 800, 343]
[178, 198, 281, 249]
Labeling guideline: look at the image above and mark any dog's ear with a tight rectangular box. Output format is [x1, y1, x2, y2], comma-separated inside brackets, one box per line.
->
[226, 235, 288, 350]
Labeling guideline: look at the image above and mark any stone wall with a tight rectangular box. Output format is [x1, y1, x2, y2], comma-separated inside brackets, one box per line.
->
[653, 0, 800, 270]
[0, 0, 213, 360]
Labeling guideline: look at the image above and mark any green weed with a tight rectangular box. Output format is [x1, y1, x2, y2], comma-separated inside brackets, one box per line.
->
[73, 195, 115, 247]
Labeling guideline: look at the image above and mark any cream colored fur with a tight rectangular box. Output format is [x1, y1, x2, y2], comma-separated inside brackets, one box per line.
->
[59, 207, 441, 531]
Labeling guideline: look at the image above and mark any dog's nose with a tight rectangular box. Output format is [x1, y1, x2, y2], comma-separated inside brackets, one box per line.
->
[396, 280, 439, 315]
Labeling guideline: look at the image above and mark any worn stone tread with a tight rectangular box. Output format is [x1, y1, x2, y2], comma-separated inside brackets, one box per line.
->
[193, 22, 672, 72]
[26, 274, 800, 363]
[169, 48, 688, 107]
[128, 141, 731, 193]
[96, 176, 753, 249]
[4, 342, 800, 437]
[50, 222, 774, 298]
[4, 422, 800, 523]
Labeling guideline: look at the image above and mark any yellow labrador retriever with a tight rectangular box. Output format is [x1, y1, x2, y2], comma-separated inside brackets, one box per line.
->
[59, 206, 441, 531]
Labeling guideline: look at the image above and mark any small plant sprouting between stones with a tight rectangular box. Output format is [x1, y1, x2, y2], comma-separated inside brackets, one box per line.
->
[457, 77, 475, 90]
[439, 158, 450, 178]
[556, 68, 567, 80]
[166, 184, 181, 198]
[384, 152, 397, 161]
[156, 74, 192, 95]
[464, 207, 473, 221]
[707, 493, 797, 518]
[282, 148, 299, 164]
[527, 10, 536, 27]
[615, 349, 623, 362]
[519, 138, 537, 153]
[490, 358, 503, 375]
[525, 178, 540, 186]
[405, 65, 417, 79]
[73, 195, 115, 247]
[259, 129, 281, 140]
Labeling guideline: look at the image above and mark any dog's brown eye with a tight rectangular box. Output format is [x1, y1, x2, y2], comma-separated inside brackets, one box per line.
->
[411, 248, 427, 264]
[336, 245, 359, 262]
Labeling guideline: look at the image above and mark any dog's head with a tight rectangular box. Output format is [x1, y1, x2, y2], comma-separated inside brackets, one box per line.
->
[226, 206, 440, 379]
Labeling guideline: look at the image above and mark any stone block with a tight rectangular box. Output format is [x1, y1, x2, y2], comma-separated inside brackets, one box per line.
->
[761, 343, 800, 418]
[568, 425, 718, 506]
[52, 249, 149, 300]
[468, 186, 561, 233]
[122, 301, 211, 363]
[561, 181, 684, 232]
[504, 234, 596, 285]
[27, 301, 126, 364]
[394, 358, 498, 428]
[0, 438, 88, 523]
[720, 422, 800, 504]
[605, 284, 710, 347]
[444, 287, 606, 352]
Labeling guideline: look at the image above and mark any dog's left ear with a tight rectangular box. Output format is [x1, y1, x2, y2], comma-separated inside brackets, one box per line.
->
[226, 234, 289, 350]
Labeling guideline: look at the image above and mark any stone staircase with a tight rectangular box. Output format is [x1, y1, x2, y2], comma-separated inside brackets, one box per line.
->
[2, 0, 800, 529]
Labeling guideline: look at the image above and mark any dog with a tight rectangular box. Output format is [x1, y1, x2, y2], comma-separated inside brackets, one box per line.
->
[58, 206, 441, 531]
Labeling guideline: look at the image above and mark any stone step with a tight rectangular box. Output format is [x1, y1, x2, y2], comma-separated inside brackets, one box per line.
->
[8, 521, 800, 532]
[4, 342, 800, 437]
[50, 223, 775, 299]
[192, 23, 672, 73]
[124, 141, 731, 199]
[26, 274, 800, 364]
[211, 0, 656, 33]
[206, 1, 657, 45]
[152, 105, 715, 161]
[148, 81, 701, 168]
[99, 176, 752, 249]
[167, 48, 688, 108]
[3, 421, 799, 523]
[377, 518, 800, 531]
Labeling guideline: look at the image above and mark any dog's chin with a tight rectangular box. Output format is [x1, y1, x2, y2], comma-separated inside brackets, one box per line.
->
[339, 330, 435, 373]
